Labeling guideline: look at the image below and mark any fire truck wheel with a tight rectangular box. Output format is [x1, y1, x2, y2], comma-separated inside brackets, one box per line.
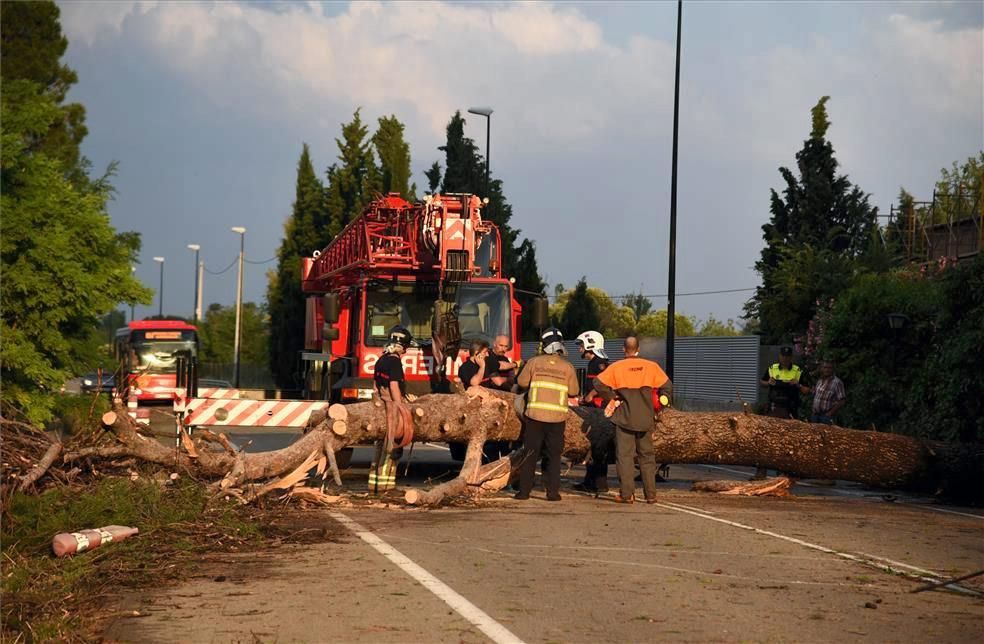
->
[334, 447, 354, 469]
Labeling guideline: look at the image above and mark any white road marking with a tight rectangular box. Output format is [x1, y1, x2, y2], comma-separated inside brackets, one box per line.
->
[654, 501, 983, 597]
[329, 512, 526, 644]
[690, 464, 984, 520]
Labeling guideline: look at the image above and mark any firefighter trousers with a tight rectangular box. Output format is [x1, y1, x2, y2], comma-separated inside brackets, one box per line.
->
[517, 418, 564, 499]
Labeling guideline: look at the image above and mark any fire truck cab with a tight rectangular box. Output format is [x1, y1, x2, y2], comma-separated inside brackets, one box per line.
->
[300, 193, 522, 402]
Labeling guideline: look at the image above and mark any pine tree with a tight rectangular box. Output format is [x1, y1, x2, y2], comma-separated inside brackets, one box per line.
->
[324, 109, 381, 238]
[745, 96, 879, 343]
[267, 144, 325, 387]
[373, 115, 415, 199]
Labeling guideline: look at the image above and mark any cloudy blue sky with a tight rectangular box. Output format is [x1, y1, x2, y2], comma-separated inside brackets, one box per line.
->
[58, 1, 982, 324]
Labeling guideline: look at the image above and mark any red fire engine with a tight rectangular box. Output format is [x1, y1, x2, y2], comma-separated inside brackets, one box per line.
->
[300, 193, 522, 402]
[113, 319, 199, 402]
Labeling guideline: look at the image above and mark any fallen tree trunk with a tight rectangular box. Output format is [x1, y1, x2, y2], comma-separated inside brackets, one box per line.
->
[65, 391, 982, 505]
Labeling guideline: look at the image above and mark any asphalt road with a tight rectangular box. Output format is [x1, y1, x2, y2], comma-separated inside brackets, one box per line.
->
[112, 415, 983, 643]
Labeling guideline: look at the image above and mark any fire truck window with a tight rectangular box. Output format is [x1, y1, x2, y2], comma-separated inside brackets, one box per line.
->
[365, 287, 434, 346]
[455, 283, 510, 344]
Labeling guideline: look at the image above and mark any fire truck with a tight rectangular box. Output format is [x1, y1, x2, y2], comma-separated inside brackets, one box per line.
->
[300, 192, 522, 402]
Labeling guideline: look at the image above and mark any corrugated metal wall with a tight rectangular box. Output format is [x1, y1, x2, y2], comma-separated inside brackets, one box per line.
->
[671, 336, 760, 404]
[521, 336, 760, 405]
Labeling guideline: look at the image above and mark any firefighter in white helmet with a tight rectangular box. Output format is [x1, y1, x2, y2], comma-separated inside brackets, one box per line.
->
[574, 330, 613, 495]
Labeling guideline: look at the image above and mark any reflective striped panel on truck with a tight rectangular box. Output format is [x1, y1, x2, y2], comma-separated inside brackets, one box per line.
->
[182, 398, 330, 428]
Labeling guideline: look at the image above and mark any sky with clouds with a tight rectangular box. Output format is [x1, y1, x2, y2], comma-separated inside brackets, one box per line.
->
[57, 0, 983, 325]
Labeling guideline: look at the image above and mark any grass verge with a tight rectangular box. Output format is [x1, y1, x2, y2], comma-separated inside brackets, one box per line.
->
[1, 473, 263, 641]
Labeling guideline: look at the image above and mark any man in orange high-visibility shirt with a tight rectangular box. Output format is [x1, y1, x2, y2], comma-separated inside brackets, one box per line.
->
[594, 336, 672, 504]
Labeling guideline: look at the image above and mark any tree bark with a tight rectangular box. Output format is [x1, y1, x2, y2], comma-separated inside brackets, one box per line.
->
[64, 393, 982, 505]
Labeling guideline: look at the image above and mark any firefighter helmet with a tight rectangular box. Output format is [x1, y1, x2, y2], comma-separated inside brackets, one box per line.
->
[541, 327, 566, 355]
[385, 325, 413, 353]
[575, 330, 608, 360]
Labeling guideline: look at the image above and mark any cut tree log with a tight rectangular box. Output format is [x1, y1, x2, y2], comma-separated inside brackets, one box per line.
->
[692, 477, 793, 497]
[65, 391, 982, 505]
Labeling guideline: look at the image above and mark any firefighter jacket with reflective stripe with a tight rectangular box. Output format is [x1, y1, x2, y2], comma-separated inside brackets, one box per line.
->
[516, 354, 580, 424]
[595, 357, 670, 432]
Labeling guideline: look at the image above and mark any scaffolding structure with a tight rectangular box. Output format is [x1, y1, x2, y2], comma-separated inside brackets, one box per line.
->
[882, 183, 982, 264]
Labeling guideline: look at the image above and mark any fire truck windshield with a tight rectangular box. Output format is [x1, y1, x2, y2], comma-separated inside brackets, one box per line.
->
[364, 282, 511, 346]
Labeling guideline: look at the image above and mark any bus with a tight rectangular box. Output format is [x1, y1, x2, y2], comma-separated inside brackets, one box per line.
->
[114, 319, 199, 402]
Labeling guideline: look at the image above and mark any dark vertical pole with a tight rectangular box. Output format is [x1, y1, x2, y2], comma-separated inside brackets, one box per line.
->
[485, 115, 491, 199]
[666, 0, 682, 380]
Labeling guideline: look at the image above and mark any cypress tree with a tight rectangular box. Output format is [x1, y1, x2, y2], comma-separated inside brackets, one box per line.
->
[267, 144, 325, 387]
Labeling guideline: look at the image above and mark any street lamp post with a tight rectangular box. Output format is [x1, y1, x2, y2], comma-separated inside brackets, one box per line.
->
[130, 266, 136, 322]
[187, 244, 201, 323]
[666, 0, 683, 381]
[467, 107, 493, 198]
[231, 227, 246, 388]
[153, 256, 165, 317]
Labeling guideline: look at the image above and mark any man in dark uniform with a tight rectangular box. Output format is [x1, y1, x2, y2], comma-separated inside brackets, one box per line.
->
[369, 326, 412, 494]
[573, 330, 613, 495]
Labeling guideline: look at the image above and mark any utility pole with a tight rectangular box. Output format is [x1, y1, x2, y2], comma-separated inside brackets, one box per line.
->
[187, 244, 201, 323]
[231, 227, 246, 387]
[153, 256, 165, 317]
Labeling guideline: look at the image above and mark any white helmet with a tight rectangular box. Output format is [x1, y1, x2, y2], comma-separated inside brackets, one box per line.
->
[576, 330, 608, 359]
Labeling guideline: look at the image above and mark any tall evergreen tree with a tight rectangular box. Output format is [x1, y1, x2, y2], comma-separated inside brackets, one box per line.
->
[267, 144, 325, 387]
[324, 109, 381, 237]
[373, 115, 415, 199]
[745, 96, 879, 343]
[1, 1, 88, 181]
[1, 1, 150, 421]
[435, 110, 546, 334]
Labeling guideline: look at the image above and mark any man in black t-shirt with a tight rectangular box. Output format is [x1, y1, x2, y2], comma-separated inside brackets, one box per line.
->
[485, 335, 519, 392]
[369, 326, 412, 494]
[457, 340, 490, 390]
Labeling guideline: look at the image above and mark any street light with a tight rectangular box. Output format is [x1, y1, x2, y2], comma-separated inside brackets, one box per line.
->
[887, 313, 910, 331]
[153, 256, 165, 317]
[231, 227, 246, 388]
[130, 266, 136, 322]
[467, 107, 493, 199]
[187, 244, 202, 323]
[665, 0, 683, 381]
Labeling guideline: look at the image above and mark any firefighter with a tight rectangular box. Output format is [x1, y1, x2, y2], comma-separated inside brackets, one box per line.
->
[753, 346, 810, 480]
[573, 330, 613, 495]
[368, 326, 413, 494]
[594, 336, 672, 504]
[514, 328, 580, 501]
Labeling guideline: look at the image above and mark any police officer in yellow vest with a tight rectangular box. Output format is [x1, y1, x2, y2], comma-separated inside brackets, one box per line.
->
[514, 328, 580, 501]
[753, 346, 810, 479]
